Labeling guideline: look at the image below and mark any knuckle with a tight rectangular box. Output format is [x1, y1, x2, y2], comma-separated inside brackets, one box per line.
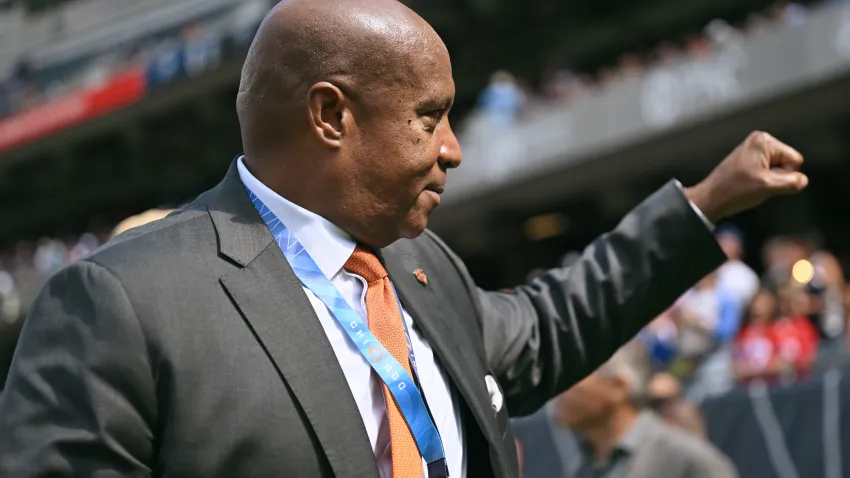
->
[748, 130, 770, 148]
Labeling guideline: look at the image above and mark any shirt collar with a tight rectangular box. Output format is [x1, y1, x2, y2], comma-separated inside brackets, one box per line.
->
[237, 156, 355, 280]
[616, 410, 657, 453]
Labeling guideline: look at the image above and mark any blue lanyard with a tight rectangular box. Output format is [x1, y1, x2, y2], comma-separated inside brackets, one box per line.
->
[246, 187, 448, 477]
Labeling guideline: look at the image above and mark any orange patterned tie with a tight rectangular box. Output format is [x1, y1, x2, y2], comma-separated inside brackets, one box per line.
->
[345, 246, 424, 478]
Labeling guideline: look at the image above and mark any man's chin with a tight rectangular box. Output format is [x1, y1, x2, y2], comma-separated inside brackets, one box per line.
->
[399, 212, 430, 240]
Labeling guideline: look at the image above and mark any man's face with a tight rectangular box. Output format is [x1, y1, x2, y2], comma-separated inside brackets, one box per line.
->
[553, 373, 626, 430]
[342, 36, 462, 246]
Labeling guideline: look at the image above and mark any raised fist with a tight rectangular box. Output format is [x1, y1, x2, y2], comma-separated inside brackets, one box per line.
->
[686, 131, 808, 222]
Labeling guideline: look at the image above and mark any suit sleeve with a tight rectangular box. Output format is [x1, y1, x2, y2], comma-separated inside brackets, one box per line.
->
[0, 260, 155, 477]
[428, 180, 726, 416]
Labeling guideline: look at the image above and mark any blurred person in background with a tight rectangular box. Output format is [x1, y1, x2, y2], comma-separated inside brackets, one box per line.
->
[110, 209, 175, 239]
[773, 283, 820, 380]
[734, 284, 820, 385]
[616, 53, 644, 79]
[10, 242, 39, 313]
[715, 224, 760, 310]
[0, 264, 20, 327]
[734, 289, 784, 383]
[806, 251, 847, 361]
[652, 41, 684, 66]
[0, 258, 21, 396]
[68, 233, 100, 263]
[771, 1, 808, 26]
[541, 67, 591, 102]
[685, 33, 712, 58]
[671, 271, 739, 402]
[639, 310, 679, 369]
[647, 371, 681, 408]
[33, 238, 68, 278]
[554, 341, 736, 478]
[704, 18, 743, 49]
[476, 70, 526, 128]
[760, 236, 810, 291]
[763, 238, 847, 360]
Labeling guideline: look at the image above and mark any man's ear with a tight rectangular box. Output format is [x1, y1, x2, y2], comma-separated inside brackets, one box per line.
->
[307, 81, 349, 149]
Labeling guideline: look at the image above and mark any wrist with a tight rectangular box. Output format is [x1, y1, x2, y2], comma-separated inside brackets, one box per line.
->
[685, 182, 723, 224]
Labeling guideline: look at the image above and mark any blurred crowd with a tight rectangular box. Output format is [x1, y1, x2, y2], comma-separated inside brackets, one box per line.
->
[469, 0, 833, 130]
[514, 224, 850, 478]
[0, 209, 172, 330]
[0, 233, 99, 326]
[3, 0, 834, 127]
[642, 226, 849, 403]
[531, 226, 850, 403]
[0, 0, 269, 119]
[513, 227, 850, 477]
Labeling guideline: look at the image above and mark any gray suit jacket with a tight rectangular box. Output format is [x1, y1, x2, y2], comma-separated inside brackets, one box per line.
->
[623, 413, 737, 478]
[513, 410, 737, 478]
[0, 162, 725, 477]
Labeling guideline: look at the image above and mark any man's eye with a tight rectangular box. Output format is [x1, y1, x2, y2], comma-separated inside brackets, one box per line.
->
[422, 110, 444, 129]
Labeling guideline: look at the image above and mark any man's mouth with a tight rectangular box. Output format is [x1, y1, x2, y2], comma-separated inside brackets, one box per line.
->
[423, 186, 442, 205]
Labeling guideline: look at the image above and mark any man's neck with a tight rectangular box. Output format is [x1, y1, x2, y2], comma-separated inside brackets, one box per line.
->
[243, 155, 325, 216]
[580, 406, 641, 462]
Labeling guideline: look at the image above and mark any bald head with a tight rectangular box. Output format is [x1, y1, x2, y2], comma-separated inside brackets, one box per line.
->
[237, 0, 446, 158]
[235, 0, 461, 248]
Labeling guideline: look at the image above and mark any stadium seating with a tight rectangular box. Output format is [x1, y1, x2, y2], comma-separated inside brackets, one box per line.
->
[0, 0, 239, 78]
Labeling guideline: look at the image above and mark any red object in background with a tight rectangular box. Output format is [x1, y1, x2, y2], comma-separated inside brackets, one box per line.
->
[735, 324, 777, 377]
[772, 315, 819, 371]
[0, 68, 147, 153]
[735, 315, 820, 383]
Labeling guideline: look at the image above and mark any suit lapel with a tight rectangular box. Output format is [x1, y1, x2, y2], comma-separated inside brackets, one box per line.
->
[382, 250, 497, 440]
[209, 161, 377, 477]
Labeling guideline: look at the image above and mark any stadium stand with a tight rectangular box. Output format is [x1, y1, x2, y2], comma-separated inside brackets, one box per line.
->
[1, 1, 849, 476]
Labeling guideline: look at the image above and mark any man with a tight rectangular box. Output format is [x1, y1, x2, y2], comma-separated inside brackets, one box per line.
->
[714, 224, 760, 309]
[553, 342, 736, 477]
[0, 0, 807, 476]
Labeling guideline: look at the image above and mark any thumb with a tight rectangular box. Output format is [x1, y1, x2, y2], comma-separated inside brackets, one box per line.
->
[765, 170, 809, 194]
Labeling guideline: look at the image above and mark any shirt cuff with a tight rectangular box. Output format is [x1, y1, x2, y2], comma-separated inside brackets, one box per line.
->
[673, 179, 715, 232]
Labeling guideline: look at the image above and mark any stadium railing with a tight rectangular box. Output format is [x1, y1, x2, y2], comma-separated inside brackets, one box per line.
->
[0, 1, 267, 153]
[445, 0, 850, 205]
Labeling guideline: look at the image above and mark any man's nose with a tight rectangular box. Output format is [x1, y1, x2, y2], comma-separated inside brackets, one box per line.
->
[438, 121, 462, 170]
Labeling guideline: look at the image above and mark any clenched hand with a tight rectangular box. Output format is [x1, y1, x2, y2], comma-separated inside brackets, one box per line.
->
[686, 131, 808, 223]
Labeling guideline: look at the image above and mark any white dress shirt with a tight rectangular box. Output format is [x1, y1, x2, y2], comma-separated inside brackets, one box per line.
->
[238, 158, 466, 478]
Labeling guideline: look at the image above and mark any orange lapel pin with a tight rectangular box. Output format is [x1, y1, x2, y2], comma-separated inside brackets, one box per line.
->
[413, 268, 428, 286]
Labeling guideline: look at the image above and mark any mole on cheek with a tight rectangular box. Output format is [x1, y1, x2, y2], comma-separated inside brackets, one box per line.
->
[408, 119, 412, 125]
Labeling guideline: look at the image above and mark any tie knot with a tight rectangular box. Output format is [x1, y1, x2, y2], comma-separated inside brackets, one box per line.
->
[344, 246, 387, 283]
